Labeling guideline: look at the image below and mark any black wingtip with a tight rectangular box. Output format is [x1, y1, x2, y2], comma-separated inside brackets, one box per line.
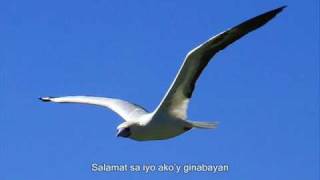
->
[274, 5, 287, 13]
[280, 5, 287, 9]
[264, 5, 287, 19]
[233, 5, 287, 34]
[39, 97, 54, 102]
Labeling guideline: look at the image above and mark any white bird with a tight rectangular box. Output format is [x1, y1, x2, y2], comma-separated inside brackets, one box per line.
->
[40, 6, 285, 141]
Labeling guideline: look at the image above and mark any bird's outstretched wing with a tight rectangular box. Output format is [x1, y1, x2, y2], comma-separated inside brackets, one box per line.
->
[40, 96, 148, 122]
[154, 6, 286, 119]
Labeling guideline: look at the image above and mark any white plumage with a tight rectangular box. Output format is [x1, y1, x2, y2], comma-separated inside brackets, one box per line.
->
[40, 6, 285, 141]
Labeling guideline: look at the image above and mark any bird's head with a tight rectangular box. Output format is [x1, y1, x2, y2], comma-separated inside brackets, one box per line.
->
[116, 121, 139, 138]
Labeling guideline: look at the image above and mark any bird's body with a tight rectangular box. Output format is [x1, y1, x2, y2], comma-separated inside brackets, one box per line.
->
[40, 6, 285, 141]
[126, 113, 191, 141]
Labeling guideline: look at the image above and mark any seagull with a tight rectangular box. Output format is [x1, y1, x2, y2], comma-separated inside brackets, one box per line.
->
[40, 6, 285, 141]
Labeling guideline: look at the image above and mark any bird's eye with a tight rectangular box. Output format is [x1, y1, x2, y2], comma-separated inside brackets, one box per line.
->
[117, 127, 131, 138]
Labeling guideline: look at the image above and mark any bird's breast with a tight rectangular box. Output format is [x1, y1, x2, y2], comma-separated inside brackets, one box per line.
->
[130, 115, 190, 141]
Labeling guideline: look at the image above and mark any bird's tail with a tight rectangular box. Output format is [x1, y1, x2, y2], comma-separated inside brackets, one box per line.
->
[187, 120, 218, 129]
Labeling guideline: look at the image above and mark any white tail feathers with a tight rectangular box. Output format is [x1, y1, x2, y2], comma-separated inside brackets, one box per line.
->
[188, 121, 218, 129]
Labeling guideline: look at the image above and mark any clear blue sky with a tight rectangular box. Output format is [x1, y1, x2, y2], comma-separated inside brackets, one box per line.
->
[0, 0, 318, 179]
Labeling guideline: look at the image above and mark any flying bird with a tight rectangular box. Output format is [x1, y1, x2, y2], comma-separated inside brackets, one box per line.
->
[40, 6, 285, 141]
